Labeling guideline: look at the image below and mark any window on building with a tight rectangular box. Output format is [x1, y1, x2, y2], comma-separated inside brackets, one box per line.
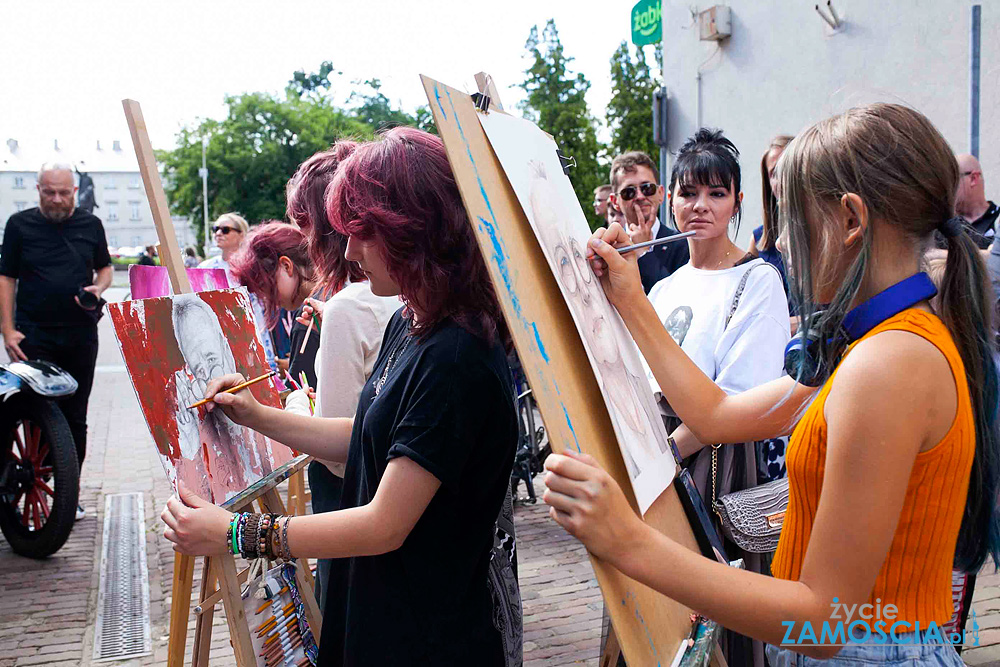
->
[131, 235, 141, 246]
[13, 176, 24, 189]
[106, 200, 119, 222]
[129, 176, 140, 189]
[129, 201, 141, 221]
[108, 236, 118, 247]
[14, 201, 27, 212]
[106, 177, 117, 189]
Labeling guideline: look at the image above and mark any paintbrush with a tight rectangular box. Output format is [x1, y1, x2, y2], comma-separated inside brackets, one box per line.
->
[298, 311, 320, 355]
[264, 640, 302, 666]
[263, 630, 301, 659]
[283, 370, 301, 392]
[187, 371, 276, 410]
[256, 611, 295, 637]
[255, 601, 296, 633]
[254, 587, 290, 615]
[257, 610, 296, 637]
[298, 370, 315, 414]
[261, 619, 298, 648]
[262, 631, 300, 659]
[265, 636, 303, 666]
[616, 230, 697, 255]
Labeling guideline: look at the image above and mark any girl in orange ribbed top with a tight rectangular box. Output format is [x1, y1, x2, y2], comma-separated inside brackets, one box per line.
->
[544, 103, 1000, 665]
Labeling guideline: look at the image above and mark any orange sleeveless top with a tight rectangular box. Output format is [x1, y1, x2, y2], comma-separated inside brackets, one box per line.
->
[771, 309, 975, 625]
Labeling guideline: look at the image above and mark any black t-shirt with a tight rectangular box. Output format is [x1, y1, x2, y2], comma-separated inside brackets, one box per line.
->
[319, 310, 516, 666]
[969, 202, 1000, 249]
[935, 201, 1000, 250]
[0, 207, 111, 327]
[288, 305, 319, 388]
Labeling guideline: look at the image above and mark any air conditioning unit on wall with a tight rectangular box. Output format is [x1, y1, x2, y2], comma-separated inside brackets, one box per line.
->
[699, 5, 732, 41]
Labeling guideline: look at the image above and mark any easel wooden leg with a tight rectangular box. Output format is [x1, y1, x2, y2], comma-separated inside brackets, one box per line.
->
[600, 624, 623, 667]
[191, 556, 216, 667]
[167, 553, 195, 667]
[214, 555, 257, 667]
[286, 470, 307, 516]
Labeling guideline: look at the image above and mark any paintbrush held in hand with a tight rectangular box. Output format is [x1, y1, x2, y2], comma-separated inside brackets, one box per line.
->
[187, 371, 277, 410]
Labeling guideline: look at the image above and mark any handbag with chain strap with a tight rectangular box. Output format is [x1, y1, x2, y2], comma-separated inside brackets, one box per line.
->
[707, 262, 790, 554]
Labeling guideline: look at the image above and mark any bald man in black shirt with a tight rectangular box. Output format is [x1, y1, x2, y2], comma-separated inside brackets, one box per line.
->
[0, 164, 112, 518]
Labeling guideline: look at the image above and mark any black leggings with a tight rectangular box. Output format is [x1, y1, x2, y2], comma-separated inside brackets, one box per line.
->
[18, 323, 99, 466]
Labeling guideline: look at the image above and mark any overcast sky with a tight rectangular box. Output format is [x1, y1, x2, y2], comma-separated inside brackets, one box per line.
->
[2, 0, 642, 152]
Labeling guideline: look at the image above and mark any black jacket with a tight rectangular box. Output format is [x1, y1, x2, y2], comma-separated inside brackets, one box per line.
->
[637, 222, 691, 293]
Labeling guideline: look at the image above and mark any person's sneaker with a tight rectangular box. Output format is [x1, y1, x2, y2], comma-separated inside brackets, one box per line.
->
[75, 505, 86, 521]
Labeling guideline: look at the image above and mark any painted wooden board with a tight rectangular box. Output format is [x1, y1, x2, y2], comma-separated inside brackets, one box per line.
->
[122, 99, 192, 295]
[422, 75, 702, 667]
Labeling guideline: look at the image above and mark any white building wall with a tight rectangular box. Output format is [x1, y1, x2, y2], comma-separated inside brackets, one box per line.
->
[0, 150, 194, 250]
[662, 1, 998, 246]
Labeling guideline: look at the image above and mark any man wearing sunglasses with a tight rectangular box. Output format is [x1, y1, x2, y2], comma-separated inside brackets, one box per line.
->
[609, 151, 690, 293]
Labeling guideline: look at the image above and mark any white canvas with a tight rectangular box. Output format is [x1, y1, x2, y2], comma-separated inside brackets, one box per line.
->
[479, 111, 676, 514]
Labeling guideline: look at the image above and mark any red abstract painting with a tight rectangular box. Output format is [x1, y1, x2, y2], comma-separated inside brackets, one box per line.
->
[108, 288, 294, 504]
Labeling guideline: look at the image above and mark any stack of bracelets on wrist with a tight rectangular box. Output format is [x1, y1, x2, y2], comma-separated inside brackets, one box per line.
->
[227, 513, 294, 560]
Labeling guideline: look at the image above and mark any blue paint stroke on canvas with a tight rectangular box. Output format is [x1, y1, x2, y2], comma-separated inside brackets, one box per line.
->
[433, 85, 447, 121]
[532, 323, 549, 362]
[441, 82, 583, 457]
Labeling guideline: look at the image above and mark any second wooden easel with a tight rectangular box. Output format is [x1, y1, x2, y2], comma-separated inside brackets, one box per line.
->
[122, 99, 322, 667]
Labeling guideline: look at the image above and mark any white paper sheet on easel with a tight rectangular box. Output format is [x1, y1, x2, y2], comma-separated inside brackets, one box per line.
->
[479, 111, 676, 514]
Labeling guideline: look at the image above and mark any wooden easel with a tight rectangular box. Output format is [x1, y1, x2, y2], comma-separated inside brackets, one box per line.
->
[429, 74, 712, 666]
[122, 100, 322, 667]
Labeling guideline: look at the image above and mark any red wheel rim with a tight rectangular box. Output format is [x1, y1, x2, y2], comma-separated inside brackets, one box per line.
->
[11, 420, 52, 531]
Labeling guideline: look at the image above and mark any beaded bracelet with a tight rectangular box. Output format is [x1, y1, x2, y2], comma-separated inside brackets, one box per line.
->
[281, 516, 292, 560]
[226, 516, 234, 555]
[228, 512, 297, 561]
[259, 514, 273, 559]
[269, 516, 281, 560]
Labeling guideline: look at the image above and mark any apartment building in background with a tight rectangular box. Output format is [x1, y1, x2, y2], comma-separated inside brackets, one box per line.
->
[0, 137, 194, 250]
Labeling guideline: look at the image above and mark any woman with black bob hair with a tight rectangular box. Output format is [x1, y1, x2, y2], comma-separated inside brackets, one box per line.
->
[638, 128, 790, 665]
[644, 127, 790, 520]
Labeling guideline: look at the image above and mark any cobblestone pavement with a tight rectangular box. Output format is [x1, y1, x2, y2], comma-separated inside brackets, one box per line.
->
[0, 285, 996, 666]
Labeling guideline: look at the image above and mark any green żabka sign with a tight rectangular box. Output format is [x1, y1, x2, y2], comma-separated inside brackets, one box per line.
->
[631, 0, 662, 46]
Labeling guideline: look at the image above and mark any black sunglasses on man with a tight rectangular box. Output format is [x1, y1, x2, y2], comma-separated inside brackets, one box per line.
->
[617, 182, 658, 201]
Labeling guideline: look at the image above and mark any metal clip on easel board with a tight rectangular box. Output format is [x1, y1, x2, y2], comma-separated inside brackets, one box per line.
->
[557, 149, 576, 175]
[471, 92, 491, 113]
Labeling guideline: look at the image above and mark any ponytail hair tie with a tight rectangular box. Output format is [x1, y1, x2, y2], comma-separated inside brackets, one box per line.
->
[939, 216, 964, 239]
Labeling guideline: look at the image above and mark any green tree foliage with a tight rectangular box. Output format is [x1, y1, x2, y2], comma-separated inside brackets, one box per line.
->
[606, 41, 660, 165]
[288, 60, 341, 100]
[519, 19, 606, 230]
[348, 78, 435, 134]
[160, 65, 432, 248]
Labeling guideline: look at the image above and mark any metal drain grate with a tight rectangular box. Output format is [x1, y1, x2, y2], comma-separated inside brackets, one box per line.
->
[93, 492, 152, 662]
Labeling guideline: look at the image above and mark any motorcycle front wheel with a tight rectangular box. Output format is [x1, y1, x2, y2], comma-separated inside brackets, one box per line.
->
[0, 394, 79, 558]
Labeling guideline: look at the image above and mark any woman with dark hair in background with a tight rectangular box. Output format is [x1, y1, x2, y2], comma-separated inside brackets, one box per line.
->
[161, 128, 521, 666]
[547, 104, 999, 666]
[748, 135, 793, 279]
[750, 134, 798, 332]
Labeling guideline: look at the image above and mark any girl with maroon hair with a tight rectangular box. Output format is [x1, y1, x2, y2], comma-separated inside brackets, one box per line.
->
[286, 144, 402, 615]
[162, 127, 521, 666]
[229, 221, 317, 331]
